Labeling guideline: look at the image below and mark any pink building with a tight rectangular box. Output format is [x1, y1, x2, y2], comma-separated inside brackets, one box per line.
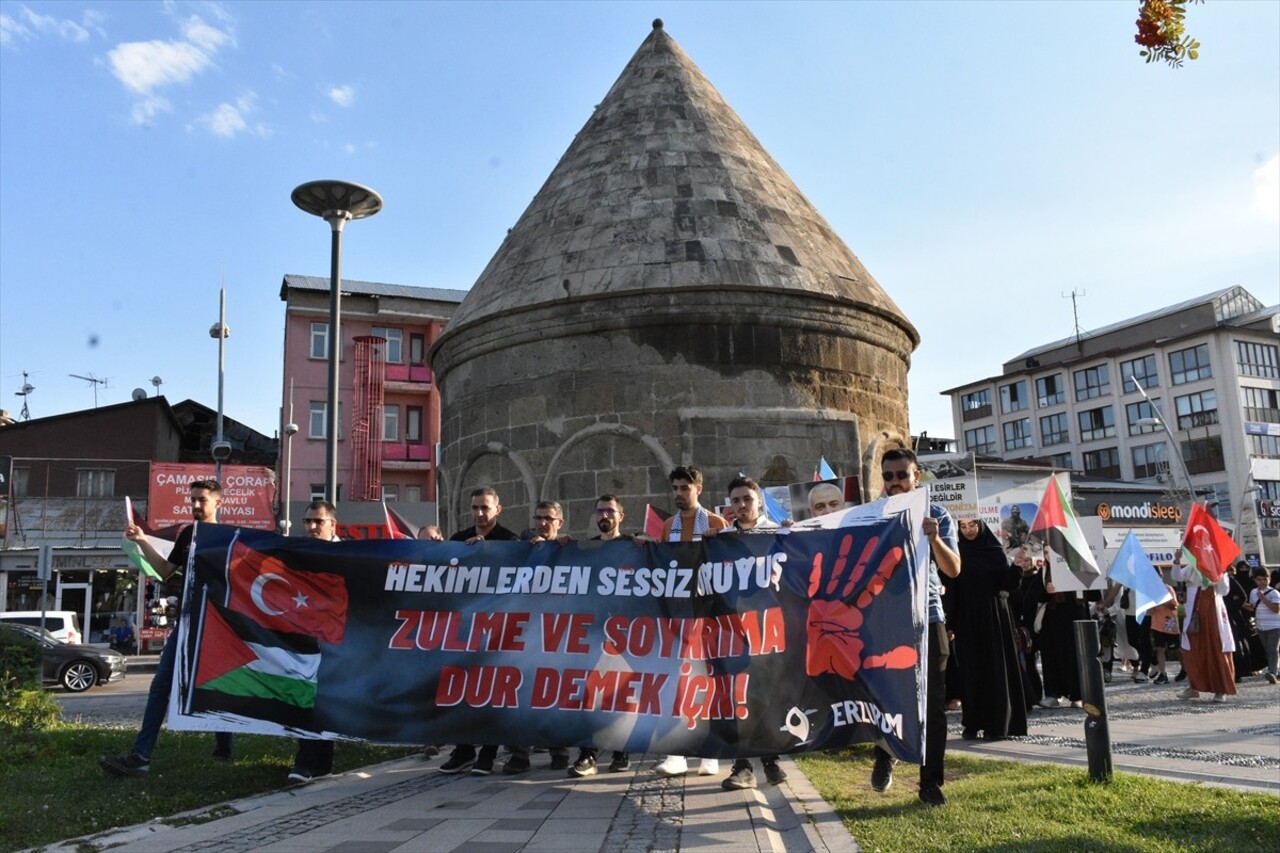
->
[279, 275, 465, 513]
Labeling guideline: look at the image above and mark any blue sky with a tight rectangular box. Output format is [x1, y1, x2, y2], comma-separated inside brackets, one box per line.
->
[1, 0, 1276, 442]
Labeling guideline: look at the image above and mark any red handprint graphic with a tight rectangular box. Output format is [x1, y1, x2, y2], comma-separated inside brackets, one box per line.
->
[806, 533, 917, 679]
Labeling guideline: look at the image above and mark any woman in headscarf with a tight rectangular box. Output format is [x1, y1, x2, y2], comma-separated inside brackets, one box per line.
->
[1173, 560, 1236, 702]
[952, 519, 1028, 740]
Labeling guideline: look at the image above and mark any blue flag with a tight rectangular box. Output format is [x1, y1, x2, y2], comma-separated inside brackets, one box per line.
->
[762, 489, 788, 524]
[817, 457, 837, 480]
[1105, 532, 1172, 622]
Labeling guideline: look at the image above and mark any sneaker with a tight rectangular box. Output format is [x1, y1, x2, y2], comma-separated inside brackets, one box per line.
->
[1102, 671, 1112, 684]
[1070, 700, 1083, 708]
[1037, 697, 1058, 709]
[570, 754, 597, 777]
[722, 764, 757, 790]
[287, 767, 329, 784]
[1174, 669, 1187, 682]
[421, 745, 440, 758]
[870, 754, 896, 793]
[918, 785, 947, 807]
[1154, 673, 1169, 685]
[1266, 673, 1278, 685]
[655, 755, 688, 776]
[1177, 687, 1200, 701]
[100, 752, 150, 777]
[1132, 673, 1149, 684]
[549, 752, 570, 772]
[608, 752, 632, 772]
[438, 747, 476, 774]
[762, 760, 787, 786]
[697, 758, 719, 776]
[1211, 693, 1225, 703]
[500, 754, 530, 775]
[1056, 697, 1072, 708]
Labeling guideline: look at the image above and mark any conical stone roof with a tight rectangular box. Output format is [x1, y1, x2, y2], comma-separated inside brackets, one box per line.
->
[439, 20, 917, 345]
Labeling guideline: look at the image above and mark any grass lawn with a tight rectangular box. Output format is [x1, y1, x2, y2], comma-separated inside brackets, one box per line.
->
[797, 746, 1280, 853]
[0, 723, 416, 852]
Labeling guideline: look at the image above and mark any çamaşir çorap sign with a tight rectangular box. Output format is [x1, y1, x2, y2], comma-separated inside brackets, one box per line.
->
[148, 463, 277, 531]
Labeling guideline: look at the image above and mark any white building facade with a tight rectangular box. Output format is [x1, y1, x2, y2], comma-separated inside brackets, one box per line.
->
[944, 286, 1280, 569]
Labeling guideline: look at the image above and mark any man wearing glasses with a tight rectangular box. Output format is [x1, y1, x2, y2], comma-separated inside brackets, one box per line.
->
[871, 448, 960, 807]
[288, 500, 340, 783]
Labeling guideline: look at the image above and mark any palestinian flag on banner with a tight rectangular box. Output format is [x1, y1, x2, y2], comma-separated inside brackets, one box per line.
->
[1029, 473, 1100, 585]
[225, 536, 349, 644]
[1180, 502, 1240, 585]
[120, 496, 185, 580]
[194, 599, 320, 709]
[643, 504, 671, 540]
[383, 503, 416, 539]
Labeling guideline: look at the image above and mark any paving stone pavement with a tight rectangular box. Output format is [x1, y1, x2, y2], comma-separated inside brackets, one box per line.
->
[37, 671, 1278, 853]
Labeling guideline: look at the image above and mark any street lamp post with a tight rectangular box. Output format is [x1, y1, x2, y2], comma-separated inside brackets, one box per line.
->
[280, 379, 298, 536]
[291, 180, 383, 505]
[209, 288, 232, 482]
[1132, 374, 1195, 508]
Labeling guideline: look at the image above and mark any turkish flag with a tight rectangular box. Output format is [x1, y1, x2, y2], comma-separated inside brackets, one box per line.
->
[226, 540, 348, 644]
[1181, 502, 1240, 584]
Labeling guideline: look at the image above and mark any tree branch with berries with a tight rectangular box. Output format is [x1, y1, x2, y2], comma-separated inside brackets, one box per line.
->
[1135, 0, 1202, 68]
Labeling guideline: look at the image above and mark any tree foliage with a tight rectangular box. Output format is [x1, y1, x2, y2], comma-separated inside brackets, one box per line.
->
[1135, 0, 1202, 68]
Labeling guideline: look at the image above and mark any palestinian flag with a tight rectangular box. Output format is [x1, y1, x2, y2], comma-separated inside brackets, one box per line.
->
[1029, 473, 1100, 585]
[194, 600, 319, 709]
[120, 496, 184, 580]
[383, 503, 416, 539]
[643, 504, 671, 540]
[1181, 502, 1239, 585]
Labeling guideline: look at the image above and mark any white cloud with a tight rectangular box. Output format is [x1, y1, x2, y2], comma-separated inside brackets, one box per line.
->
[1253, 155, 1279, 222]
[342, 142, 357, 154]
[329, 84, 355, 107]
[0, 14, 28, 47]
[106, 7, 235, 124]
[190, 92, 268, 138]
[2, 4, 101, 47]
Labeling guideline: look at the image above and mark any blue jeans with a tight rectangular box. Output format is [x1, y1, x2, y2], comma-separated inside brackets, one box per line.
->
[133, 629, 233, 760]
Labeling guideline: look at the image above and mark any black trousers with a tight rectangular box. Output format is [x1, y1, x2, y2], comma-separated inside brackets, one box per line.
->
[875, 620, 949, 789]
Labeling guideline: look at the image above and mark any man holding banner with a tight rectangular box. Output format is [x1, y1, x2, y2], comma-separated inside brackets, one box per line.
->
[872, 449, 960, 807]
[288, 500, 341, 783]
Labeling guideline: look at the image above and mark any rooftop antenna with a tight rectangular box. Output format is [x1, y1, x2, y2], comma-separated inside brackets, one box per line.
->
[14, 371, 35, 420]
[69, 372, 109, 408]
[150, 375, 163, 397]
[1062, 289, 1087, 354]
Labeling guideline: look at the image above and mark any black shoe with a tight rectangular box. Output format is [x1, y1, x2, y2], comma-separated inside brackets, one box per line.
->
[962, 728, 979, 740]
[608, 752, 631, 772]
[471, 752, 496, 775]
[870, 754, 896, 793]
[762, 760, 787, 786]
[1175, 669, 1187, 682]
[1154, 673, 1169, 685]
[100, 752, 149, 777]
[919, 785, 947, 807]
[549, 752, 570, 771]
[502, 754, 531, 775]
[570, 754, 597, 777]
[438, 747, 476, 774]
[722, 764, 757, 790]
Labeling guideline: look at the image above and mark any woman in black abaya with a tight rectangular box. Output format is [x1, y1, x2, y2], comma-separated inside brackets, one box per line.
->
[953, 520, 1029, 740]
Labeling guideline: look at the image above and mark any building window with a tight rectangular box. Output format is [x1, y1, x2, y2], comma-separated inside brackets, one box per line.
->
[1040, 413, 1070, 446]
[1202, 483, 1233, 521]
[1131, 443, 1165, 480]
[964, 425, 996, 455]
[1003, 418, 1032, 451]
[1047, 452, 1073, 469]
[1241, 386, 1280, 424]
[1000, 380, 1028, 415]
[1247, 434, 1280, 458]
[961, 389, 992, 421]
[404, 485, 422, 502]
[382, 484, 399, 502]
[1073, 364, 1111, 401]
[372, 326, 403, 364]
[1036, 374, 1065, 408]
[382, 405, 400, 442]
[410, 334, 426, 366]
[1258, 481, 1280, 501]
[1125, 399, 1163, 435]
[308, 402, 343, 439]
[310, 322, 328, 359]
[406, 406, 424, 443]
[1169, 344, 1211, 385]
[1235, 340, 1279, 379]
[1120, 355, 1158, 392]
[11, 467, 28, 497]
[1082, 447, 1121, 479]
[1182, 435, 1224, 475]
[1078, 406, 1116, 442]
[76, 469, 115, 497]
[1174, 390, 1217, 430]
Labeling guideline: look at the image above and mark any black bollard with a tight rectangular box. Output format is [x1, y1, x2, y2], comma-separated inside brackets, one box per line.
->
[1073, 619, 1112, 782]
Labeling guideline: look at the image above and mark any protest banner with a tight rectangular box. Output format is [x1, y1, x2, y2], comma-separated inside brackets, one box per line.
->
[917, 452, 979, 521]
[171, 491, 931, 763]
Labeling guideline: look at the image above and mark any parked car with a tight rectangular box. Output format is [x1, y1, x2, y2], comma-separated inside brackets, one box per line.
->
[0, 622, 127, 692]
[0, 610, 83, 644]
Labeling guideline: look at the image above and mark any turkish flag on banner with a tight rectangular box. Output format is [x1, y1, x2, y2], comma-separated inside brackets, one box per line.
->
[226, 539, 349, 644]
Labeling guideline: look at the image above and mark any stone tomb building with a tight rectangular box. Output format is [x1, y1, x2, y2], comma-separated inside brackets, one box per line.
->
[431, 21, 919, 534]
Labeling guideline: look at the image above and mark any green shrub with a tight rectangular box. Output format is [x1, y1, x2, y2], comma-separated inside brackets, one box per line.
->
[0, 627, 59, 739]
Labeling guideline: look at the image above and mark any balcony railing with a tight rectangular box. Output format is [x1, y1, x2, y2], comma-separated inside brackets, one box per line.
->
[962, 403, 992, 422]
[385, 364, 434, 383]
[382, 443, 431, 462]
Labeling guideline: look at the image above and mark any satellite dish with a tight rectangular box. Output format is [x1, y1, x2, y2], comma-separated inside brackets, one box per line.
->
[132, 388, 147, 401]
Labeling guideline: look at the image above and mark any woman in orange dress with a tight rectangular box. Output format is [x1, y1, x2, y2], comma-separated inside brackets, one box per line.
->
[1172, 563, 1236, 702]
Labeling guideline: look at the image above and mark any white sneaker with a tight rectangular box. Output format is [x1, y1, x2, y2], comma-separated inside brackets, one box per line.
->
[1070, 700, 1083, 708]
[655, 755, 688, 776]
[697, 758, 719, 775]
[1056, 697, 1072, 708]
[1038, 697, 1058, 709]
[1211, 693, 1225, 703]
[1177, 687, 1200, 701]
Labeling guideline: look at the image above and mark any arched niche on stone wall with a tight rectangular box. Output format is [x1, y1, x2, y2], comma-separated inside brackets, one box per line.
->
[541, 422, 676, 499]
[863, 430, 911, 500]
[450, 441, 539, 533]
